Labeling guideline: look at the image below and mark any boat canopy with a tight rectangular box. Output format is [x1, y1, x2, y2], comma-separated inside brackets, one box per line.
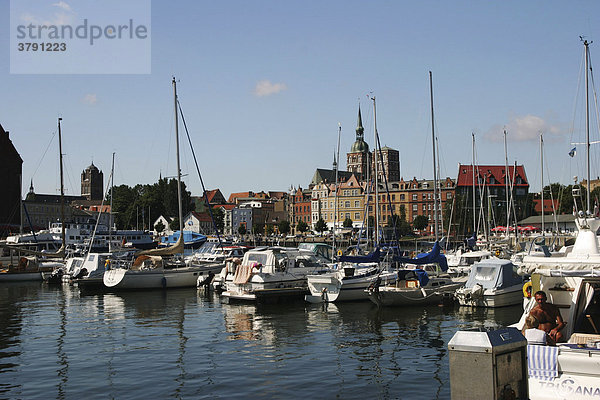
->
[339, 247, 380, 263]
[397, 269, 430, 287]
[464, 259, 522, 290]
[393, 241, 448, 271]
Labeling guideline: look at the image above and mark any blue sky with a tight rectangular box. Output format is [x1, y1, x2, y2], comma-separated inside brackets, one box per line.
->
[2, 0, 600, 199]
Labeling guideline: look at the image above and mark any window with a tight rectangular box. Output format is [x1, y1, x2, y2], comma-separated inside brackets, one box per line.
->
[422, 204, 426, 211]
[412, 194, 417, 201]
[354, 200, 360, 208]
[345, 201, 350, 208]
[400, 194, 405, 200]
[345, 213, 350, 219]
[422, 194, 426, 200]
[447, 193, 452, 200]
[412, 204, 418, 211]
[354, 212, 360, 220]
[391, 194, 395, 201]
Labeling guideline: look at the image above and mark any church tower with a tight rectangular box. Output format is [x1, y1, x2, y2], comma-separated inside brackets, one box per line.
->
[81, 163, 103, 201]
[346, 106, 370, 180]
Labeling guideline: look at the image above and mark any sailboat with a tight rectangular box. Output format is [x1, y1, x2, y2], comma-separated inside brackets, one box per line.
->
[0, 118, 67, 282]
[102, 78, 209, 290]
[367, 72, 465, 307]
[305, 99, 398, 303]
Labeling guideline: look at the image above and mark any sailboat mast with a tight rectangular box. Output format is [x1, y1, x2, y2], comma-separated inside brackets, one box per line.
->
[173, 77, 184, 239]
[58, 118, 66, 251]
[540, 133, 545, 234]
[333, 123, 341, 258]
[472, 133, 476, 235]
[504, 130, 509, 237]
[372, 96, 379, 246]
[584, 39, 591, 214]
[109, 152, 115, 251]
[429, 71, 439, 241]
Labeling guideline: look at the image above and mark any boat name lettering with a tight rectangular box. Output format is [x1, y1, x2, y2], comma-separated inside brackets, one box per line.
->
[538, 378, 600, 397]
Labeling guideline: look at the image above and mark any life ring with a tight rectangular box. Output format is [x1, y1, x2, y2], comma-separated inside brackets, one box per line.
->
[337, 249, 343, 256]
[495, 250, 501, 257]
[523, 281, 533, 298]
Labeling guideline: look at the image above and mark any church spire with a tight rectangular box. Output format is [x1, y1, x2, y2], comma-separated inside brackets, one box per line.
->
[356, 105, 364, 140]
[29, 179, 34, 194]
[332, 150, 337, 171]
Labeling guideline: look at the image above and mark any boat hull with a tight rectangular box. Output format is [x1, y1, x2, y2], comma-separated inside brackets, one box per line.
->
[306, 268, 396, 303]
[368, 281, 463, 307]
[103, 267, 203, 290]
[455, 285, 524, 308]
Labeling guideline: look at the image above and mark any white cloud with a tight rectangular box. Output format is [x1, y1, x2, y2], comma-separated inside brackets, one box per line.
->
[254, 80, 287, 97]
[52, 1, 72, 12]
[484, 114, 563, 143]
[82, 94, 97, 105]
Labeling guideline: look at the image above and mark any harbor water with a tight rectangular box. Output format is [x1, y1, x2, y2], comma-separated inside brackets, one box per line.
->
[0, 283, 522, 399]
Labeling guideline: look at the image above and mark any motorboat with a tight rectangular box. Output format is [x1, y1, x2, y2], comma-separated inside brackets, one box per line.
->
[221, 246, 328, 302]
[0, 255, 62, 282]
[304, 247, 397, 303]
[446, 248, 492, 276]
[454, 258, 525, 307]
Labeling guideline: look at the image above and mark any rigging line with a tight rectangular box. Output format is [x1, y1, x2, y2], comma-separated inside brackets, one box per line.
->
[568, 49, 587, 150]
[177, 99, 222, 246]
[588, 50, 600, 176]
[27, 130, 57, 196]
[375, 130, 399, 248]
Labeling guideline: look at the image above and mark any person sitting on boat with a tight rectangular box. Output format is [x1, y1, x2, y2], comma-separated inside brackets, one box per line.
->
[529, 290, 565, 345]
[522, 315, 546, 345]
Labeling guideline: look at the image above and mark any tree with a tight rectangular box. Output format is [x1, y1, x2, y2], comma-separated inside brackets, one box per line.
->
[154, 221, 165, 234]
[278, 220, 291, 235]
[413, 215, 429, 232]
[296, 220, 308, 233]
[315, 218, 327, 233]
[212, 207, 225, 233]
[252, 223, 264, 235]
[170, 217, 180, 231]
[238, 224, 246, 235]
[342, 217, 353, 228]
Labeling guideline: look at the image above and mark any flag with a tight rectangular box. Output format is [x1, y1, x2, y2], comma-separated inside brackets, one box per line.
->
[569, 147, 576, 157]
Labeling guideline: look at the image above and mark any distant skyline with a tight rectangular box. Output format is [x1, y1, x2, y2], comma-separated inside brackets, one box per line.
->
[2, 0, 600, 199]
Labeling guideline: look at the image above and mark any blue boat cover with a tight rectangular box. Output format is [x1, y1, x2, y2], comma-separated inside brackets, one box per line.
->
[161, 230, 207, 245]
[397, 269, 430, 287]
[393, 241, 448, 271]
[339, 247, 380, 263]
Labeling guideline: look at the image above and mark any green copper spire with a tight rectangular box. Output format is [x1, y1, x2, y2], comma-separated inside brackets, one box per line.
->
[356, 105, 364, 140]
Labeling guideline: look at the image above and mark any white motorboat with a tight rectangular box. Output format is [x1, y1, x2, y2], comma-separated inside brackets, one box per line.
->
[446, 248, 492, 276]
[305, 247, 397, 303]
[221, 246, 327, 302]
[454, 258, 525, 307]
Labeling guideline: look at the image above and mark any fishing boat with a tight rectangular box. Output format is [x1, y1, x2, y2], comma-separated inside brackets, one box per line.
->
[454, 258, 525, 307]
[221, 246, 328, 302]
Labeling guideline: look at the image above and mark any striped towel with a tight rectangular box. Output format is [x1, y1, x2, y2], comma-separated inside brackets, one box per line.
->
[527, 344, 559, 380]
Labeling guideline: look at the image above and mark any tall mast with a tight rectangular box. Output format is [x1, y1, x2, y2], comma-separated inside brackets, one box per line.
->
[58, 118, 66, 252]
[173, 77, 184, 244]
[333, 123, 341, 259]
[540, 133, 545, 234]
[109, 152, 115, 251]
[584, 38, 591, 214]
[429, 71, 439, 241]
[472, 133, 476, 235]
[504, 130, 510, 238]
[372, 96, 379, 246]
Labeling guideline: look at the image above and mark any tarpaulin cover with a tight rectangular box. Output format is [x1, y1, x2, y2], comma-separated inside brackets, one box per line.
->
[393, 241, 448, 271]
[339, 247, 380, 263]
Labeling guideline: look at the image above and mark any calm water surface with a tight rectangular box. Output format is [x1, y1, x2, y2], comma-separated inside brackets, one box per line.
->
[0, 283, 521, 399]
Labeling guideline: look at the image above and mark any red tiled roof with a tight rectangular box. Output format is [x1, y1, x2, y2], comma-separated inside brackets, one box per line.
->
[191, 211, 213, 222]
[533, 199, 559, 213]
[456, 164, 528, 187]
[228, 192, 252, 203]
[215, 204, 236, 211]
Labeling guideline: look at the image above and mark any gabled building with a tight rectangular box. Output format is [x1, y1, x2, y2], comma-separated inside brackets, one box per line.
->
[193, 188, 227, 212]
[0, 124, 23, 235]
[184, 211, 214, 234]
[455, 164, 529, 236]
[153, 215, 174, 236]
[289, 186, 312, 234]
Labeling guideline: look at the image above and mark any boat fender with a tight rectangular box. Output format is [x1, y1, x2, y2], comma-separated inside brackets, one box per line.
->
[495, 249, 501, 257]
[522, 281, 532, 298]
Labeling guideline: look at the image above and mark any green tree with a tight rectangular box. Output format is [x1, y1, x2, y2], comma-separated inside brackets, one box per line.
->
[278, 220, 291, 235]
[343, 217, 353, 228]
[238, 224, 246, 235]
[315, 218, 327, 233]
[413, 215, 429, 232]
[296, 220, 308, 233]
[154, 220, 165, 234]
[212, 207, 225, 233]
[252, 224, 264, 235]
[266, 225, 274, 235]
[170, 217, 180, 231]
